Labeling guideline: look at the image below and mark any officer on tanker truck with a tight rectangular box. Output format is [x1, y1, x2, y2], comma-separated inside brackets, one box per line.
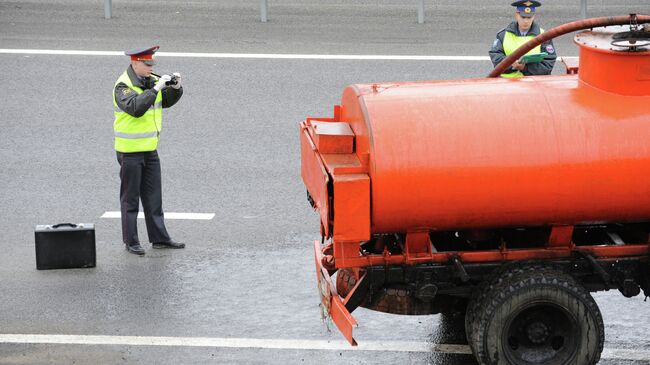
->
[490, 1, 557, 78]
[113, 46, 185, 256]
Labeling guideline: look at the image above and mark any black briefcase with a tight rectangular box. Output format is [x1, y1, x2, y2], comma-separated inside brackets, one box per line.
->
[34, 223, 96, 270]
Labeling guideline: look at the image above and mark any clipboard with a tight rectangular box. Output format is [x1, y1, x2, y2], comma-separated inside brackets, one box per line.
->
[519, 52, 548, 64]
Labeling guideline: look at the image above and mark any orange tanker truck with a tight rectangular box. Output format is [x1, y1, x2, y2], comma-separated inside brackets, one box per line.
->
[301, 15, 650, 365]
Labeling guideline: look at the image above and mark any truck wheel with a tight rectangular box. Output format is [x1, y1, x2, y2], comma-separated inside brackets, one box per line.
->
[465, 261, 529, 354]
[468, 267, 604, 365]
[465, 280, 489, 355]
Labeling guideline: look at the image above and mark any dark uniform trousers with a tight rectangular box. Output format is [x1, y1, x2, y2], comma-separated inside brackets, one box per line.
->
[116, 150, 171, 245]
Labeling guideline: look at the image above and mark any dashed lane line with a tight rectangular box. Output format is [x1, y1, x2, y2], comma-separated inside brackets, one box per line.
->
[0, 334, 647, 360]
[0, 48, 490, 61]
[100, 211, 215, 220]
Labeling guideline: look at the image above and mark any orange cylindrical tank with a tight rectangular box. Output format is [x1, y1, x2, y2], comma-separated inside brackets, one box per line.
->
[339, 27, 650, 233]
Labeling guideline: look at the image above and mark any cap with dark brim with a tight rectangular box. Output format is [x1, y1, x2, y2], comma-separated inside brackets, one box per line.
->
[518, 8, 535, 17]
[511, 0, 541, 6]
[511, 0, 541, 17]
[125, 45, 160, 65]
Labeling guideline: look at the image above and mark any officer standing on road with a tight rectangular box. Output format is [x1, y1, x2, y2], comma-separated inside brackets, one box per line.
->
[113, 45, 185, 255]
[489, 1, 557, 77]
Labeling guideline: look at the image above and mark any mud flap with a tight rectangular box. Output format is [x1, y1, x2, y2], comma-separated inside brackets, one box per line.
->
[314, 240, 358, 346]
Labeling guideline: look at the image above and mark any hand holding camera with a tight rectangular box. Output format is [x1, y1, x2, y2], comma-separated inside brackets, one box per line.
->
[154, 74, 172, 91]
[151, 72, 182, 90]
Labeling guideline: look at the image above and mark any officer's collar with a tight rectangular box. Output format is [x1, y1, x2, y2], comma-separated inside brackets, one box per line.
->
[506, 21, 541, 36]
[127, 65, 151, 89]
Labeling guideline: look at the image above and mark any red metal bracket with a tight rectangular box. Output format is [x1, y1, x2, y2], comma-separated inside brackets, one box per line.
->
[405, 229, 433, 263]
[306, 105, 342, 123]
[560, 56, 580, 74]
[548, 225, 574, 247]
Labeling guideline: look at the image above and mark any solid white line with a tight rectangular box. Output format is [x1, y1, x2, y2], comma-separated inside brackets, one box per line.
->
[0, 334, 646, 360]
[0, 49, 123, 56]
[0, 48, 490, 61]
[101, 211, 215, 220]
[0, 334, 470, 354]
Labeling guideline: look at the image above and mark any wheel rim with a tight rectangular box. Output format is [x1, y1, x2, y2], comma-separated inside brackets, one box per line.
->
[502, 301, 579, 365]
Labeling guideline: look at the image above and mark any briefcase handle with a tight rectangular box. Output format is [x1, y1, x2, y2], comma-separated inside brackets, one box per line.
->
[52, 223, 78, 229]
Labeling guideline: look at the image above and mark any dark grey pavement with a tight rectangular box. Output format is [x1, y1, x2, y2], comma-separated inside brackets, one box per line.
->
[1, 0, 649, 55]
[1, 1, 650, 364]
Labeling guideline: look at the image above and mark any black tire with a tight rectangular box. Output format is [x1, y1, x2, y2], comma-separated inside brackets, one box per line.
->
[465, 279, 489, 354]
[467, 266, 604, 365]
[465, 261, 536, 354]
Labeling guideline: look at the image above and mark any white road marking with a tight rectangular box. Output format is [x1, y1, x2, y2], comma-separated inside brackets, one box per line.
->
[0, 334, 647, 360]
[101, 211, 215, 220]
[0, 48, 490, 61]
[0, 334, 469, 354]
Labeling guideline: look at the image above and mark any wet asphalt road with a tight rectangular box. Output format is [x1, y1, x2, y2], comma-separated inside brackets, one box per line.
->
[1, 1, 650, 364]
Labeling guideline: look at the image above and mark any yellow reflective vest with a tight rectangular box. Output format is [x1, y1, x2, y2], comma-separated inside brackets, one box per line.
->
[113, 71, 163, 152]
[501, 29, 543, 78]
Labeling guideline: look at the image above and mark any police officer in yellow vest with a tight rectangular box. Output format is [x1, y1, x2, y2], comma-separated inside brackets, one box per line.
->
[489, 1, 557, 78]
[113, 46, 185, 255]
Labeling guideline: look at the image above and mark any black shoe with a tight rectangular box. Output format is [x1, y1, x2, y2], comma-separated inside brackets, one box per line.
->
[126, 243, 145, 256]
[152, 240, 185, 249]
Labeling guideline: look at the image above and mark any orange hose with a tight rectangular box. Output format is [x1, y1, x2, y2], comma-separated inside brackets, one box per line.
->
[488, 14, 650, 78]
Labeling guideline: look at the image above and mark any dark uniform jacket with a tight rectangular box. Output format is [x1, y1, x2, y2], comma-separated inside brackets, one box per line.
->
[489, 21, 557, 76]
[114, 65, 183, 118]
